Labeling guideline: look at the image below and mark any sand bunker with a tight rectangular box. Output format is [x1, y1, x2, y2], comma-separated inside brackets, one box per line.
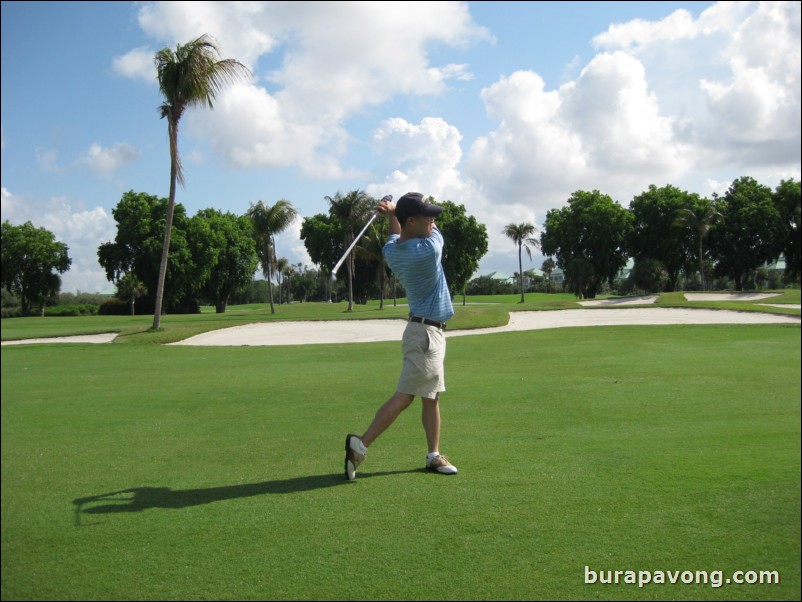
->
[578, 295, 658, 306]
[1, 333, 119, 346]
[684, 292, 781, 301]
[167, 308, 799, 347]
[4, 301, 798, 347]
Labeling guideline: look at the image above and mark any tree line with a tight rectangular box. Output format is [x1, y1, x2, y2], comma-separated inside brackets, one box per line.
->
[0, 188, 488, 316]
[3, 173, 798, 316]
[88, 188, 487, 316]
[539, 177, 799, 299]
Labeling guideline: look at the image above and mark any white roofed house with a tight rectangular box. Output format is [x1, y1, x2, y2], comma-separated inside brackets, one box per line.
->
[485, 271, 516, 285]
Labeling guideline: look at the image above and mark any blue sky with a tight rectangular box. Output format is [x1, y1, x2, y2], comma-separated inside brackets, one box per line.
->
[2, 1, 800, 294]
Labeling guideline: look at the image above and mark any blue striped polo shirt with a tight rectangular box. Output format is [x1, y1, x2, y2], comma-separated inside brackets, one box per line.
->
[383, 226, 454, 323]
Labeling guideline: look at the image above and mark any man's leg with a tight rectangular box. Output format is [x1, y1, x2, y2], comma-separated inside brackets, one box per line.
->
[361, 391, 415, 447]
[346, 392, 413, 481]
[421, 394, 440, 454]
[422, 394, 458, 475]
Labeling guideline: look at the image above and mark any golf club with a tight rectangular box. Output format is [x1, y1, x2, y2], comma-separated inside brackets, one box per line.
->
[329, 195, 392, 281]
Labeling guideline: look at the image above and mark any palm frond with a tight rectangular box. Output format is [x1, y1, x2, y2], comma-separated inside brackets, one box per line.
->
[155, 34, 250, 188]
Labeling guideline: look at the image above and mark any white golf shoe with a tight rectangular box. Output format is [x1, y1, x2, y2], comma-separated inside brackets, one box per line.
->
[344, 434, 366, 481]
[426, 454, 458, 475]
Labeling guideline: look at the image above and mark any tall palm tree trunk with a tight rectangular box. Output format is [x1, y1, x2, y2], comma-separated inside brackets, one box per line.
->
[344, 230, 356, 311]
[265, 242, 276, 314]
[698, 236, 708, 291]
[346, 252, 355, 311]
[152, 158, 178, 330]
[518, 244, 525, 303]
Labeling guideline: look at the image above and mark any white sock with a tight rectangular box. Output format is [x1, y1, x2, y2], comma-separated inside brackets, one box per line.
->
[427, 451, 440, 460]
[355, 438, 368, 454]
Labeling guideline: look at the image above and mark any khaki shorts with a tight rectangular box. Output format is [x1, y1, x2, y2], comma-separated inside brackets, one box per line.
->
[396, 321, 446, 399]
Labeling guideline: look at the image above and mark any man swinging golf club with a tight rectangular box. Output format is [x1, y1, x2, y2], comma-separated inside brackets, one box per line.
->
[344, 192, 458, 480]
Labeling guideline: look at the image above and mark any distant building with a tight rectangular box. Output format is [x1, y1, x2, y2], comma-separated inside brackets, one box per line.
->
[484, 271, 515, 285]
[763, 256, 786, 273]
[616, 258, 635, 280]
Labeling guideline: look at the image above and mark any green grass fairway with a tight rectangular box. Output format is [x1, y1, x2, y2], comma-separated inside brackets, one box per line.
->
[2, 322, 799, 600]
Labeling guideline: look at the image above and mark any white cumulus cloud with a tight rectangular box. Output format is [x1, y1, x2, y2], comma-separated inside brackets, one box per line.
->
[80, 142, 142, 175]
[112, 46, 157, 84]
[128, 1, 491, 179]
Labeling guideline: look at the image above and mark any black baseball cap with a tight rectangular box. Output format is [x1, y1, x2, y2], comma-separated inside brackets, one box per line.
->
[395, 192, 443, 224]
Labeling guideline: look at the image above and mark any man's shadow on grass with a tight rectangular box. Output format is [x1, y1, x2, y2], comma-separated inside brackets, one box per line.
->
[72, 469, 421, 525]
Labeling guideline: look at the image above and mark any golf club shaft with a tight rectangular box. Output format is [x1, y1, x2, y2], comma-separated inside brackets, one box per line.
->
[330, 211, 379, 278]
[330, 195, 392, 279]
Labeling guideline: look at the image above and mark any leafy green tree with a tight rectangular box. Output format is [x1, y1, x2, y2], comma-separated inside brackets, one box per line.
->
[287, 264, 320, 302]
[502, 222, 539, 302]
[193, 209, 258, 313]
[1, 220, 71, 316]
[230, 278, 271, 305]
[672, 196, 724, 291]
[541, 190, 633, 299]
[628, 257, 670, 293]
[1, 286, 19, 309]
[628, 184, 696, 291]
[466, 275, 515, 296]
[326, 190, 374, 311]
[299, 213, 340, 301]
[435, 200, 489, 301]
[98, 191, 194, 313]
[152, 34, 250, 329]
[773, 178, 801, 283]
[709, 176, 784, 290]
[116, 272, 147, 316]
[247, 199, 298, 314]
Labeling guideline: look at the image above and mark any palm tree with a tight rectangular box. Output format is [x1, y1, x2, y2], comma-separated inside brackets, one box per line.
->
[117, 272, 147, 316]
[358, 219, 390, 309]
[151, 34, 250, 330]
[541, 257, 556, 293]
[326, 190, 372, 311]
[282, 262, 300, 304]
[247, 200, 299, 314]
[673, 200, 724, 290]
[276, 257, 289, 304]
[503, 222, 539, 302]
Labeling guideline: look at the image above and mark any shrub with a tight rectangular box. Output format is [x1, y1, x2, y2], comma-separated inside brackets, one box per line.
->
[57, 292, 109, 306]
[45, 304, 98, 317]
[98, 298, 131, 316]
[630, 258, 670, 293]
